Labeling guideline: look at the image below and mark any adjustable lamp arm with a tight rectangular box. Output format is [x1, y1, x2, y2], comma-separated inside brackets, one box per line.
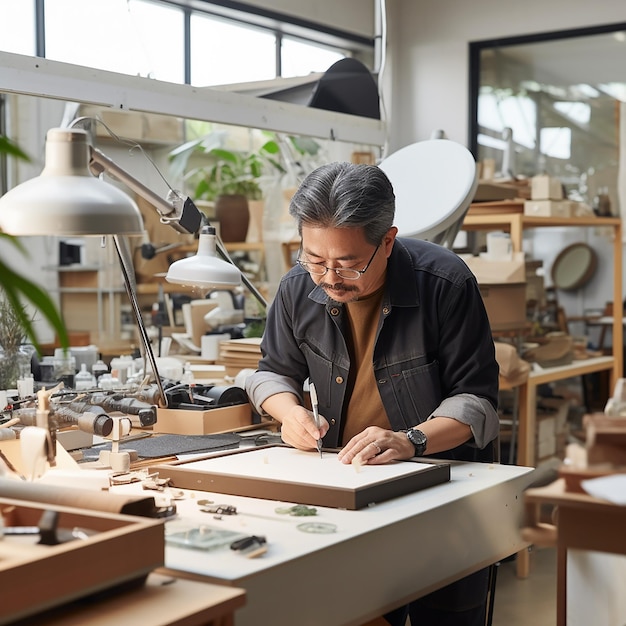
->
[89, 148, 202, 235]
[88, 147, 267, 311]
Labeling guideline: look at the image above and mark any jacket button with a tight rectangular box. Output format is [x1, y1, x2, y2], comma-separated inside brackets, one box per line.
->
[330, 418, 336, 425]
[383, 306, 391, 315]
[335, 376, 344, 384]
[378, 379, 387, 384]
[330, 307, 340, 316]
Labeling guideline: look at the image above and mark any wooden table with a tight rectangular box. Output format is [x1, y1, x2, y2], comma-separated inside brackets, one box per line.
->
[501, 356, 616, 578]
[523, 478, 626, 626]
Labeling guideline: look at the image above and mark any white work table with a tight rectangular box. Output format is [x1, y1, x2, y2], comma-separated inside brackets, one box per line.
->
[113, 459, 535, 626]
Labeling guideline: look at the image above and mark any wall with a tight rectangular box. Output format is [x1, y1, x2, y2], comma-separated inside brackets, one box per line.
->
[386, 0, 626, 150]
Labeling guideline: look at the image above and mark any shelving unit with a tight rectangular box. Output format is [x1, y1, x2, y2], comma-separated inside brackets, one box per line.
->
[463, 212, 623, 384]
[54, 265, 126, 343]
[462, 211, 623, 579]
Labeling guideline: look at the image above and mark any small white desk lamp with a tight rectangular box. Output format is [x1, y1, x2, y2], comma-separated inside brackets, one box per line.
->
[0, 126, 261, 406]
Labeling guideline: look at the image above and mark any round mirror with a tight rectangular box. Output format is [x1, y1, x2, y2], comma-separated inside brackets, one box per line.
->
[551, 242, 597, 291]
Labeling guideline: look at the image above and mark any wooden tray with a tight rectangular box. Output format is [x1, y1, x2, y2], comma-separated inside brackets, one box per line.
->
[0, 497, 164, 624]
[154, 403, 252, 435]
[150, 445, 450, 510]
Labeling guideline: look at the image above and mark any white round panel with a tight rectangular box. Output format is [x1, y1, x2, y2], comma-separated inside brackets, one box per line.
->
[379, 139, 478, 240]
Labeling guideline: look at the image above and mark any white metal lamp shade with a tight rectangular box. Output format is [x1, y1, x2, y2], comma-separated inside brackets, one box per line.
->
[166, 226, 241, 289]
[0, 128, 144, 236]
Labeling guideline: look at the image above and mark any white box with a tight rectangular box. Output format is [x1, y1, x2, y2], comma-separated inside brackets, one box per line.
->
[536, 434, 557, 459]
[461, 252, 526, 284]
[524, 199, 572, 217]
[531, 175, 563, 200]
[537, 414, 556, 441]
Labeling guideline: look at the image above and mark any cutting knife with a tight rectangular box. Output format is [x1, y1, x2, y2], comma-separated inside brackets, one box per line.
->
[309, 382, 323, 459]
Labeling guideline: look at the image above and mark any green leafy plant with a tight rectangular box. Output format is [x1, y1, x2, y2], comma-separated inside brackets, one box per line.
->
[0, 293, 34, 388]
[169, 132, 284, 202]
[0, 135, 69, 352]
[167, 126, 324, 205]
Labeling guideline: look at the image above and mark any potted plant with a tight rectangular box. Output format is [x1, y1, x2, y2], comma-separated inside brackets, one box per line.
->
[169, 132, 284, 242]
[0, 293, 35, 389]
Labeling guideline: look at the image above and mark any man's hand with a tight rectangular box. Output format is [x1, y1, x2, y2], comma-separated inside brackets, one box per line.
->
[337, 426, 414, 465]
[279, 404, 329, 451]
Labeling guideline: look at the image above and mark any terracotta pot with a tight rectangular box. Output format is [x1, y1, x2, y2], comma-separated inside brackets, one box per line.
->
[214, 194, 250, 243]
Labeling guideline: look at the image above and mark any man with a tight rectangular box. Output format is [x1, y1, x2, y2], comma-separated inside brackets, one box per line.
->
[246, 162, 500, 625]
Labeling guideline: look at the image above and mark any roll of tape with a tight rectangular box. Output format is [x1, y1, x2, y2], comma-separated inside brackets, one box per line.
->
[206, 385, 248, 407]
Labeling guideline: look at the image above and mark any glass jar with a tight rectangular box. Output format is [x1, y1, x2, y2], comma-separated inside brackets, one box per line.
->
[0, 344, 33, 390]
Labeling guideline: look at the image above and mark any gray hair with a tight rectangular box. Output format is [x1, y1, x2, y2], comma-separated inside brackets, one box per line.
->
[288, 162, 395, 245]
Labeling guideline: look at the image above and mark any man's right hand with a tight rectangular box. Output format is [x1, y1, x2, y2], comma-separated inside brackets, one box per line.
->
[279, 404, 329, 451]
[260, 392, 329, 451]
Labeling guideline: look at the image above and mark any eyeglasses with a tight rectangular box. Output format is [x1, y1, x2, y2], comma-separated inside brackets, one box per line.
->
[297, 244, 380, 280]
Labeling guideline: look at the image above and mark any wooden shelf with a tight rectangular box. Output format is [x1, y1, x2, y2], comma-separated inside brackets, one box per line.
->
[462, 212, 623, 580]
[462, 212, 623, 384]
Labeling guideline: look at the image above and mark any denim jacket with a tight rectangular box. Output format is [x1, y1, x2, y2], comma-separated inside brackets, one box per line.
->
[246, 237, 500, 459]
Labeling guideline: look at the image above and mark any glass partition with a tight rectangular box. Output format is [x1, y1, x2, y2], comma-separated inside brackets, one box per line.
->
[469, 23, 626, 209]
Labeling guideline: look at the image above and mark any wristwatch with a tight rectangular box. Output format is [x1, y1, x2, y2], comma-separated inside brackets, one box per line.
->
[400, 428, 428, 457]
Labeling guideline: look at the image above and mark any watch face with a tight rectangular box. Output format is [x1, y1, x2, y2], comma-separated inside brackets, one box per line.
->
[407, 429, 427, 446]
[406, 428, 427, 455]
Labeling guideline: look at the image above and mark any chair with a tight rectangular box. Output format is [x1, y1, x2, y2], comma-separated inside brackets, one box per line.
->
[281, 239, 301, 271]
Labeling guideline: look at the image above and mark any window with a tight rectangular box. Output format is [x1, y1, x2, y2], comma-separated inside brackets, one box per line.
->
[1, 1, 363, 85]
[0, 0, 35, 55]
[190, 14, 275, 86]
[281, 37, 345, 78]
[44, 0, 184, 81]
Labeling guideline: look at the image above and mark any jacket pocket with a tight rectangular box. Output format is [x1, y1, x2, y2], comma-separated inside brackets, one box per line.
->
[300, 343, 334, 407]
[395, 360, 442, 424]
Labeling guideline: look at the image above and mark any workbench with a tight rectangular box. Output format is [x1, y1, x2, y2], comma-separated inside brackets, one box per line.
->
[113, 460, 534, 626]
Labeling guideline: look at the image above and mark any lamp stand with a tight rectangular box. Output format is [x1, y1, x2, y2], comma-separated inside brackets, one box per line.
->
[113, 235, 167, 407]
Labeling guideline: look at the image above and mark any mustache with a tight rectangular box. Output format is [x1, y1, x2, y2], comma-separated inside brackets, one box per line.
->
[320, 282, 359, 293]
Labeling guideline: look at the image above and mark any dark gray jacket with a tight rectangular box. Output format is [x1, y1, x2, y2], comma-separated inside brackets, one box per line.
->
[246, 237, 500, 460]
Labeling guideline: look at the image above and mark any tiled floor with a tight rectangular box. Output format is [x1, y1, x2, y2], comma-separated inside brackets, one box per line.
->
[491, 547, 557, 625]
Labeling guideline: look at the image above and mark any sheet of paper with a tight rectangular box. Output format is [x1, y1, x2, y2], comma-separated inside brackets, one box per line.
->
[581, 474, 626, 505]
[182, 446, 435, 489]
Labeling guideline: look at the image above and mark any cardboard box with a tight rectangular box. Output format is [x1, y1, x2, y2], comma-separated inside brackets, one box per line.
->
[478, 283, 527, 330]
[93, 109, 144, 140]
[462, 252, 527, 330]
[182, 300, 219, 348]
[142, 112, 184, 143]
[531, 174, 563, 200]
[462, 252, 526, 284]
[154, 403, 252, 435]
[524, 199, 573, 217]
